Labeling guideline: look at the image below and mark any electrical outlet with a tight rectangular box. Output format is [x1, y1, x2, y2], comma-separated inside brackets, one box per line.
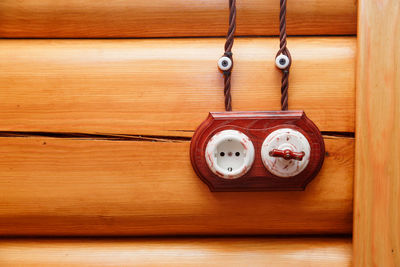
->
[205, 129, 255, 179]
[190, 111, 325, 191]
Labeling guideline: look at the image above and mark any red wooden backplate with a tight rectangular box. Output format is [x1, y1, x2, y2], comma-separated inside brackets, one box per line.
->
[190, 110, 325, 191]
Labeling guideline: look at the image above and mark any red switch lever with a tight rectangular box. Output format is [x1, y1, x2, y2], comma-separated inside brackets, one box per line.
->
[269, 149, 305, 161]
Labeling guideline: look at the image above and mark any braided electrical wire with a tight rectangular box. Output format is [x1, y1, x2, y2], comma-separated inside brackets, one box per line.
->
[276, 0, 292, 111]
[222, 0, 289, 111]
[222, 0, 236, 111]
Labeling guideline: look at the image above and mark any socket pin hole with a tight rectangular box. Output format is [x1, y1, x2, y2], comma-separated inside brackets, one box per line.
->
[235, 152, 240, 156]
[228, 167, 233, 172]
[220, 152, 225, 157]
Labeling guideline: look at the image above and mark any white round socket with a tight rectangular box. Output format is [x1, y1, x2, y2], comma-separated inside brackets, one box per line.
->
[205, 130, 255, 179]
[275, 54, 290, 69]
[261, 128, 311, 178]
[218, 56, 233, 71]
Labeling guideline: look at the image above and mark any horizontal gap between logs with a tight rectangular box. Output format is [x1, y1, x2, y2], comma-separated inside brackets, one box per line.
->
[0, 131, 354, 142]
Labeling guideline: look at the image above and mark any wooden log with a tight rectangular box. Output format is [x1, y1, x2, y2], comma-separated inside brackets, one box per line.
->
[0, 136, 353, 236]
[0, 38, 356, 136]
[0, 238, 352, 266]
[0, 0, 357, 38]
[354, 0, 400, 266]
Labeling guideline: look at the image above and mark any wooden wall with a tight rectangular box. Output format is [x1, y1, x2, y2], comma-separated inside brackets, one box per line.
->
[0, 0, 356, 37]
[354, 0, 400, 266]
[0, 0, 357, 265]
[0, 238, 352, 267]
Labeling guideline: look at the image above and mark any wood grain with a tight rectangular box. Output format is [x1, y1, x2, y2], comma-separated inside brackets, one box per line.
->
[0, 238, 352, 267]
[0, 38, 356, 136]
[354, 0, 400, 266]
[0, 0, 357, 38]
[0, 136, 353, 236]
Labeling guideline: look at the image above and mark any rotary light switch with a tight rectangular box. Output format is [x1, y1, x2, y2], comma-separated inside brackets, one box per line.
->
[190, 111, 325, 191]
[261, 128, 311, 178]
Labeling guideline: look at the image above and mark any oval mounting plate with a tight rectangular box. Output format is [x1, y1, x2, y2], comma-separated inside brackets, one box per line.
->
[190, 110, 325, 192]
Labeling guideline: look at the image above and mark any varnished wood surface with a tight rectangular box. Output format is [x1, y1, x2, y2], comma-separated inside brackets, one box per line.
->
[0, 38, 356, 136]
[0, 0, 357, 38]
[354, 0, 400, 266]
[0, 136, 353, 236]
[0, 237, 352, 266]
